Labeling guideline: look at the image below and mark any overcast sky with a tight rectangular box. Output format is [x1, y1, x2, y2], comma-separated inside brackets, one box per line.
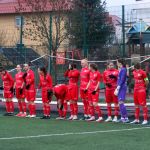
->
[105, 0, 150, 7]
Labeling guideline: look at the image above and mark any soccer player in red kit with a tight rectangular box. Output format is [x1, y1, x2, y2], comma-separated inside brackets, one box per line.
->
[80, 59, 90, 120]
[23, 63, 36, 118]
[38, 66, 53, 119]
[64, 63, 80, 120]
[53, 84, 68, 120]
[103, 62, 119, 122]
[14, 65, 26, 117]
[0, 67, 14, 116]
[85, 63, 103, 122]
[131, 63, 149, 125]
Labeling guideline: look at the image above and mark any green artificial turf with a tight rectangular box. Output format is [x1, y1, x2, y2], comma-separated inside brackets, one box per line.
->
[0, 115, 149, 150]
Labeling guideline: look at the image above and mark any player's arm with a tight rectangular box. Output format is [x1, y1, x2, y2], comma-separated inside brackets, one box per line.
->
[94, 72, 101, 91]
[8, 73, 14, 87]
[64, 69, 70, 77]
[103, 72, 107, 84]
[47, 74, 53, 89]
[143, 71, 149, 87]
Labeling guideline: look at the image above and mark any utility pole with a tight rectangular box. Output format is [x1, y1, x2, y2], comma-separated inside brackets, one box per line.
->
[83, 0, 88, 58]
[122, 5, 125, 57]
[49, 13, 53, 74]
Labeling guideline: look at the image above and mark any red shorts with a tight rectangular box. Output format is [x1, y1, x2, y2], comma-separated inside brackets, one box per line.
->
[67, 85, 78, 101]
[25, 89, 36, 101]
[134, 89, 146, 106]
[4, 91, 13, 99]
[16, 88, 25, 99]
[42, 90, 51, 103]
[105, 89, 118, 104]
[88, 90, 99, 103]
[80, 89, 88, 99]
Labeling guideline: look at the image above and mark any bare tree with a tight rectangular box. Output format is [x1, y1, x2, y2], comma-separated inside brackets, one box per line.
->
[16, 0, 72, 53]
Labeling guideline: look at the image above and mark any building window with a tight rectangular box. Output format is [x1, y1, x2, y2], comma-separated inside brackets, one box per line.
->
[15, 16, 23, 27]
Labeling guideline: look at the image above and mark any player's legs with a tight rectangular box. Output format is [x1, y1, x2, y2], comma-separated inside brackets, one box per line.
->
[112, 90, 119, 122]
[26, 90, 36, 118]
[80, 89, 89, 119]
[118, 87, 128, 122]
[68, 86, 78, 120]
[105, 90, 112, 122]
[138, 90, 148, 125]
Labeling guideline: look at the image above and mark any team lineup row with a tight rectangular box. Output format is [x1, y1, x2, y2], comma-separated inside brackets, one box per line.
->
[0, 58, 149, 125]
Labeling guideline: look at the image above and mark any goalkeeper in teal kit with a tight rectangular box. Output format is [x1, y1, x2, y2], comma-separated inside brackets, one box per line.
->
[114, 59, 129, 123]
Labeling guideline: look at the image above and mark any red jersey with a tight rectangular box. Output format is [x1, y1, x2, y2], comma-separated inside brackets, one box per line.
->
[1, 71, 14, 91]
[80, 67, 90, 89]
[103, 69, 119, 90]
[38, 74, 53, 90]
[89, 71, 101, 91]
[133, 69, 147, 90]
[25, 69, 35, 90]
[15, 72, 24, 89]
[53, 84, 68, 100]
[64, 69, 80, 85]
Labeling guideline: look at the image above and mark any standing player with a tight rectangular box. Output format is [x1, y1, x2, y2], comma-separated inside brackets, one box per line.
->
[23, 63, 36, 118]
[131, 63, 149, 125]
[103, 62, 119, 122]
[14, 65, 26, 117]
[80, 59, 90, 120]
[64, 63, 80, 120]
[0, 67, 14, 116]
[86, 63, 103, 122]
[38, 66, 53, 119]
[114, 58, 129, 123]
[53, 84, 68, 119]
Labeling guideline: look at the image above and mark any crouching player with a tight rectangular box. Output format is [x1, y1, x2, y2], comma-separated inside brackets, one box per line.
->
[103, 62, 119, 122]
[0, 67, 14, 116]
[85, 63, 103, 122]
[23, 63, 36, 118]
[64, 63, 80, 120]
[14, 65, 26, 117]
[38, 66, 53, 119]
[53, 84, 68, 120]
[131, 63, 149, 125]
[114, 59, 129, 123]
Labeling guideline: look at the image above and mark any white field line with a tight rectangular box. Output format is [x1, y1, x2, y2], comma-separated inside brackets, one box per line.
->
[0, 126, 150, 140]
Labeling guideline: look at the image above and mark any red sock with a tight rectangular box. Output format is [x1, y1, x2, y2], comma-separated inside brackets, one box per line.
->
[83, 99, 88, 116]
[143, 106, 148, 120]
[43, 104, 47, 116]
[28, 104, 32, 115]
[107, 105, 112, 117]
[70, 103, 74, 115]
[22, 102, 26, 113]
[89, 105, 94, 116]
[46, 105, 50, 116]
[31, 104, 36, 115]
[114, 106, 119, 116]
[58, 109, 63, 117]
[6, 101, 10, 113]
[9, 101, 14, 113]
[73, 103, 78, 116]
[63, 102, 68, 118]
[18, 102, 23, 113]
[135, 107, 140, 120]
[95, 106, 102, 117]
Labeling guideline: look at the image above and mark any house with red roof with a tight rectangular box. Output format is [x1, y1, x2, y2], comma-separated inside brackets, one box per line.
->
[0, 0, 71, 55]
